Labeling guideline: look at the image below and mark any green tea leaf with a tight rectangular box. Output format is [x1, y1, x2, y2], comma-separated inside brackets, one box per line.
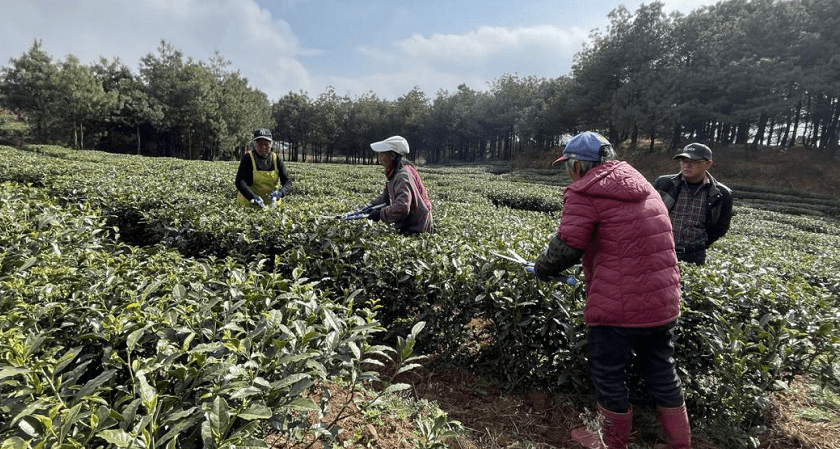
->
[287, 397, 319, 411]
[208, 396, 231, 438]
[238, 403, 272, 420]
[76, 369, 116, 400]
[97, 429, 141, 448]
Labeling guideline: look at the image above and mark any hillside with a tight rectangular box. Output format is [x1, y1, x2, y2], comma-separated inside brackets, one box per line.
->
[522, 141, 840, 200]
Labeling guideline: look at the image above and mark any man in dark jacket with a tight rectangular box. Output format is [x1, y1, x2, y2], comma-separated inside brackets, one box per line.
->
[652, 143, 733, 265]
[533, 131, 690, 449]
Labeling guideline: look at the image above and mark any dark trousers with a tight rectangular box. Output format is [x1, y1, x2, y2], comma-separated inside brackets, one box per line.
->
[676, 248, 706, 265]
[587, 322, 685, 413]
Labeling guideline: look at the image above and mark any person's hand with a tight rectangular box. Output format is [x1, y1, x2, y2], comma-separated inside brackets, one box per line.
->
[360, 203, 374, 214]
[525, 263, 551, 282]
[269, 190, 283, 201]
[367, 208, 381, 222]
[524, 263, 537, 277]
[251, 197, 266, 208]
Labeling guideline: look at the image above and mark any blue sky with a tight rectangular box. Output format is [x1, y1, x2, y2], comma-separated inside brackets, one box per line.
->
[1, 0, 718, 101]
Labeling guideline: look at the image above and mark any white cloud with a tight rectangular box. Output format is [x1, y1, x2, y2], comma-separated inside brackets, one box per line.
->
[0, 0, 312, 101]
[332, 24, 589, 99]
[396, 25, 585, 62]
[4, 0, 711, 102]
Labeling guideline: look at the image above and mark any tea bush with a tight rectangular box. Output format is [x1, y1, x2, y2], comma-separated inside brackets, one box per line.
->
[2, 145, 839, 447]
[0, 180, 430, 447]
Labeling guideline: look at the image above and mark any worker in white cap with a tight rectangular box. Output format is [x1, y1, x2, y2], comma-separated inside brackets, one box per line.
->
[365, 136, 433, 234]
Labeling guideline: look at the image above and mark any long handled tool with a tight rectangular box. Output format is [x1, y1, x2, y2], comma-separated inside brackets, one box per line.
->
[318, 203, 386, 220]
[491, 249, 577, 285]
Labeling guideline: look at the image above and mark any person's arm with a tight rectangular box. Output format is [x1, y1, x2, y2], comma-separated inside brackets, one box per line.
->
[275, 158, 292, 196]
[369, 184, 389, 208]
[652, 175, 677, 211]
[379, 173, 412, 223]
[234, 155, 259, 202]
[534, 234, 584, 279]
[707, 189, 733, 247]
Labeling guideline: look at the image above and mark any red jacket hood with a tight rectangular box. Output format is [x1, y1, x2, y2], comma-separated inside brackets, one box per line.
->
[567, 161, 651, 203]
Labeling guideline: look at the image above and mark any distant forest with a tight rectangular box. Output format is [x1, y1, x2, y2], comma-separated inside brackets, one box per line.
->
[1, 0, 838, 163]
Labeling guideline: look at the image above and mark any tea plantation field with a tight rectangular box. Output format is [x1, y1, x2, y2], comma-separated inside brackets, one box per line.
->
[1, 145, 839, 448]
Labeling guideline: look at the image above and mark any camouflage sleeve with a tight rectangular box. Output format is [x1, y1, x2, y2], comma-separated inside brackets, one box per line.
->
[534, 234, 583, 279]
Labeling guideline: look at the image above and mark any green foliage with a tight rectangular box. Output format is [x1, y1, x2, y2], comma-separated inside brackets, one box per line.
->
[0, 110, 29, 145]
[0, 40, 60, 143]
[0, 172, 442, 447]
[1, 144, 839, 448]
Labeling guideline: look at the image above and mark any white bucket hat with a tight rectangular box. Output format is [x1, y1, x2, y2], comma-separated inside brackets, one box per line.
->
[370, 136, 409, 155]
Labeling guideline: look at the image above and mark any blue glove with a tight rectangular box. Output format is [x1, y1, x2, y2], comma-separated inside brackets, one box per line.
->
[269, 190, 283, 201]
[251, 197, 266, 208]
[525, 263, 551, 282]
[367, 208, 381, 222]
[524, 263, 537, 277]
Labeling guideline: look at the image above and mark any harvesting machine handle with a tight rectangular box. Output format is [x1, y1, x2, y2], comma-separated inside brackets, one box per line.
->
[491, 250, 577, 285]
[318, 203, 386, 220]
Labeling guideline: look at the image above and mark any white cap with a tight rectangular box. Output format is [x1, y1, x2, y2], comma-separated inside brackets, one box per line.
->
[370, 136, 409, 155]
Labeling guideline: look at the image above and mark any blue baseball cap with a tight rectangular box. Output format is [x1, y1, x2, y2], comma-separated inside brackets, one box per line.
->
[554, 131, 611, 164]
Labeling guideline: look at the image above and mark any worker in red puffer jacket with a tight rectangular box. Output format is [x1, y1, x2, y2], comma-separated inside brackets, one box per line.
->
[532, 131, 690, 449]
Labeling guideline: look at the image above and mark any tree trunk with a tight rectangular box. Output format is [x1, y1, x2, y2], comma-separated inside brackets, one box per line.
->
[791, 100, 802, 147]
[752, 113, 768, 147]
[821, 100, 839, 152]
[648, 126, 655, 154]
[736, 121, 750, 145]
[668, 125, 678, 152]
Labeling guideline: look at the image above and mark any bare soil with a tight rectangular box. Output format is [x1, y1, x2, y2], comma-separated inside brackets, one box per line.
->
[265, 368, 838, 449]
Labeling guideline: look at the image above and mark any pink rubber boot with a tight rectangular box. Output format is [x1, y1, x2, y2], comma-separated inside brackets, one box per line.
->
[570, 403, 632, 449]
[656, 403, 691, 448]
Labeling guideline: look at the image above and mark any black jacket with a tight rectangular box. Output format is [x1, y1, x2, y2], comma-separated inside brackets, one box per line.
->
[652, 172, 733, 248]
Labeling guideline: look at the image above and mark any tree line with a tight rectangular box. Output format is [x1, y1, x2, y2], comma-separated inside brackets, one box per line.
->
[1, 0, 837, 163]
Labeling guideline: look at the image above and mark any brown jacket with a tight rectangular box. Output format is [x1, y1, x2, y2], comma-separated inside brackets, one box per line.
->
[373, 164, 433, 234]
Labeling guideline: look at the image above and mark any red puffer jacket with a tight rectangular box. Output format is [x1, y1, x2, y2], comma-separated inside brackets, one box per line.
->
[559, 161, 681, 327]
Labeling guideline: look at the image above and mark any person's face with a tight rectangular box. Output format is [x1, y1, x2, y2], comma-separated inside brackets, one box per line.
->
[565, 160, 582, 182]
[678, 157, 712, 183]
[377, 151, 395, 169]
[254, 139, 272, 157]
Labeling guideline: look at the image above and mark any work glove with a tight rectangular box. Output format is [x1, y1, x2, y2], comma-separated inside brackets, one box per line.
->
[525, 263, 552, 282]
[367, 208, 381, 222]
[251, 197, 266, 208]
[269, 190, 283, 201]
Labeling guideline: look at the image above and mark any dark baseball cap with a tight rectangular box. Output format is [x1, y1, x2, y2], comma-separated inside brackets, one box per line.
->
[252, 128, 273, 142]
[673, 143, 712, 160]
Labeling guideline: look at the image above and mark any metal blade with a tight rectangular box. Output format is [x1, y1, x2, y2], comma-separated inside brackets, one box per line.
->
[490, 251, 526, 265]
